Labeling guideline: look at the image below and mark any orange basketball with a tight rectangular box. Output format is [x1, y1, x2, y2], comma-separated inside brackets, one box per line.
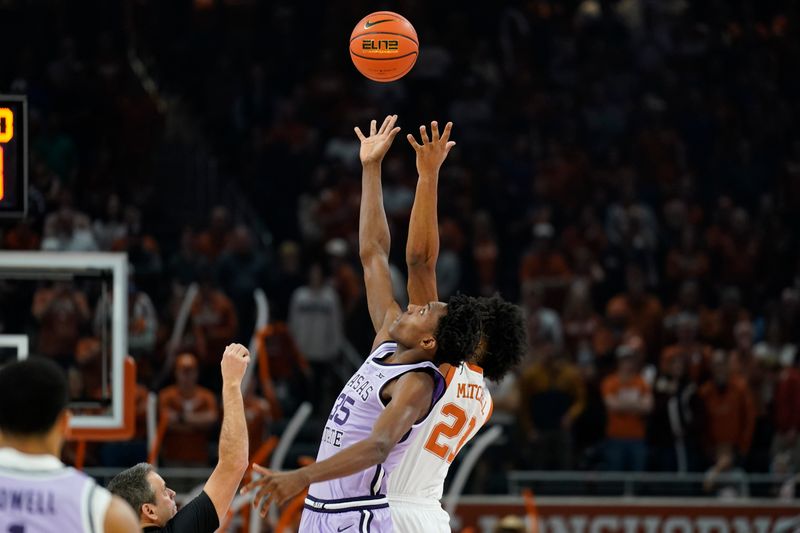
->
[350, 11, 419, 82]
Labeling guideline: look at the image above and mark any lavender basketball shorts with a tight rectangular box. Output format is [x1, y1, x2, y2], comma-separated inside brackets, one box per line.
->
[299, 494, 393, 532]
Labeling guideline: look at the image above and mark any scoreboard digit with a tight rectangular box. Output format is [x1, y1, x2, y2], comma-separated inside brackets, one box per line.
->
[0, 95, 28, 218]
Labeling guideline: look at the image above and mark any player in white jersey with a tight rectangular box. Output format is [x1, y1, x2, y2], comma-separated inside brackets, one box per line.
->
[0, 357, 139, 533]
[242, 115, 487, 532]
[387, 120, 527, 532]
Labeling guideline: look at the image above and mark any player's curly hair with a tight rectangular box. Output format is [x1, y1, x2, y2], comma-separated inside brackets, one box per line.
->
[475, 295, 527, 381]
[433, 293, 482, 367]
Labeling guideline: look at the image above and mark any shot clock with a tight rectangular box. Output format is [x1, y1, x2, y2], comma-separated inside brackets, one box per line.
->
[0, 95, 27, 218]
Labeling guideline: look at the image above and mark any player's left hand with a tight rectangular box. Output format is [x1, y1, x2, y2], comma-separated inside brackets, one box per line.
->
[241, 464, 310, 517]
[407, 121, 456, 180]
[355, 114, 402, 165]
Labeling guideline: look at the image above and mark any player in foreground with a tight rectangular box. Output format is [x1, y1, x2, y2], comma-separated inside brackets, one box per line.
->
[0, 357, 140, 532]
[387, 120, 527, 531]
[241, 114, 482, 531]
[108, 343, 250, 532]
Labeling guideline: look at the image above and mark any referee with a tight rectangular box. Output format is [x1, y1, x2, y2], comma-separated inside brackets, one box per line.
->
[108, 344, 251, 532]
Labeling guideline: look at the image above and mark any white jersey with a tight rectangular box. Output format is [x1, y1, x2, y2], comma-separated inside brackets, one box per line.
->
[0, 447, 112, 533]
[388, 363, 493, 501]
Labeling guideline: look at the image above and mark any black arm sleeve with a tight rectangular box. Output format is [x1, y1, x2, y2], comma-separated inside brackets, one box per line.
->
[159, 491, 220, 533]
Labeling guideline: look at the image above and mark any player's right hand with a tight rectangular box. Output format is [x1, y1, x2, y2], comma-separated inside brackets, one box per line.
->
[407, 121, 456, 180]
[220, 343, 250, 386]
[355, 114, 401, 165]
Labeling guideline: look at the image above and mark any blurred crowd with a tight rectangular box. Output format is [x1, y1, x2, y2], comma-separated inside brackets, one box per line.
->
[2, 0, 800, 494]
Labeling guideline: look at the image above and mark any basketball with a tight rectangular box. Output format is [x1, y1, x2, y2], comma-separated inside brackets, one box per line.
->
[350, 11, 419, 82]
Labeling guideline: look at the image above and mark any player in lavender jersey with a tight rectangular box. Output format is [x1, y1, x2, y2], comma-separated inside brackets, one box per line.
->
[389, 121, 527, 532]
[0, 358, 139, 533]
[242, 115, 483, 532]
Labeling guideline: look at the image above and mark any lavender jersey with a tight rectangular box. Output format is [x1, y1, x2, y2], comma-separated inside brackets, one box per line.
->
[307, 341, 446, 503]
[0, 447, 112, 533]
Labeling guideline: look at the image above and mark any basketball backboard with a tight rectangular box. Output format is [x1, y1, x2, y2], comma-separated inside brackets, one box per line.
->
[0, 251, 133, 439]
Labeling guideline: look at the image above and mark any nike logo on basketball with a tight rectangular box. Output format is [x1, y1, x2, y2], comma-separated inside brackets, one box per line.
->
[365, 19, 393, 28]
[338, 526, 353, 532]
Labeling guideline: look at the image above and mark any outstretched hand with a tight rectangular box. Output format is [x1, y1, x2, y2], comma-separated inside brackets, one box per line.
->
[407, 121, 456, 179]
[240, 464, 310, 517]
[355, 114, 402, 165]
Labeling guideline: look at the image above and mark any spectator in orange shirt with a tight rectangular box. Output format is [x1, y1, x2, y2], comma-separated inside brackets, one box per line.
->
[699, 351, 756, 465]
[158, 353, 219, 465]
[660, 313, 712, 384]
[602, 344, 653, 471]
[606, 264, 663, 358]
[190, 267, 239, 390]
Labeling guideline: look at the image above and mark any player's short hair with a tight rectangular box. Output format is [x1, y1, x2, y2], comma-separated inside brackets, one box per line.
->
[433, 294, 482, 367]
[0, 357, 68, 436]
[475, 295, 527, 381]
[107, 463, 156, 516]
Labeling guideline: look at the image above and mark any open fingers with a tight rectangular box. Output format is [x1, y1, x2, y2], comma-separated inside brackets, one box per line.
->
[407, 133, 421, 151]
[241, 478, 261, 495]
[370, 119, 377, 136]
[354, 127, 366, 142]
[256, 488, 272, 517]
[240, 477, 258, 494]
[387, 114, 398, 134]
[419, 125, 430, 144]
[441, 122, 453, 143]
[445, 141, 456, 154]
[431, 121, 440, 141]
[378, 115, 392, 134]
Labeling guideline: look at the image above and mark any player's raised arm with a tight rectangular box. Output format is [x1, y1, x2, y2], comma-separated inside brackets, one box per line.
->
[356, 115, 403, 338]
[405, 121, 456, 305]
